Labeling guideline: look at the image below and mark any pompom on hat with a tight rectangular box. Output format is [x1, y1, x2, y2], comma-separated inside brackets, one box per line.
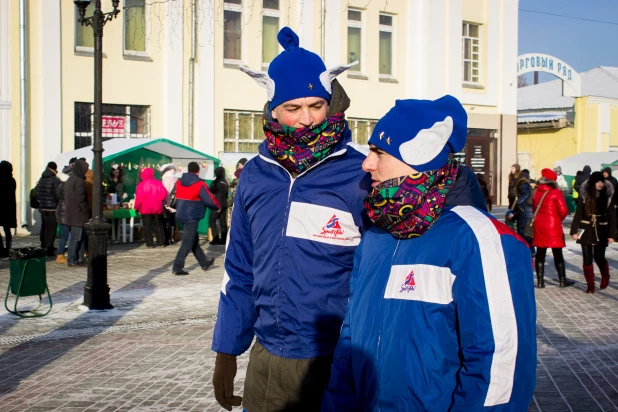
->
[367, 95, 468, 172]
[541, 168, 557, 181]
[239, 27, 357, 110]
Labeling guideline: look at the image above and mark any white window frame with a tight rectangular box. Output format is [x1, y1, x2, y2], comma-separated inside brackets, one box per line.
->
[347, 9, 365, 75]
[74, 5, 94, 53]
[261, 3, 281, 69]
[123, 0, 150, 57]
[462, 22, 482, 86]
[378, 13, 396, 79]
[223, 1, 245, 65]
[223, 110, 263, 153]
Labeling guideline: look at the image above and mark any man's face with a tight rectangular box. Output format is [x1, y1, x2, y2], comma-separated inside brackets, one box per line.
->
[272, 97, 329, 128]
[362, 144, 417, 187]
[603, 172, 609, 179]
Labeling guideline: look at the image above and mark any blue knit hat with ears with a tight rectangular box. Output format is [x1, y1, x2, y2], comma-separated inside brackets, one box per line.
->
[368, 95, 468, 172]
[239, 27, 357, 110]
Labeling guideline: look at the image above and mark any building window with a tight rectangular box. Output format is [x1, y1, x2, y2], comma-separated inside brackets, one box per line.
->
[462, 22, 481, 84]
[124, 0, 148, 54]
[224, 0, 243, 62]
[75, 2, 95, 49]
[349, 118, 378, 145]
[379, 14, 394, 76]
[74, 102, 150, 149]
[262, 0, 280, 65]
[347, 10, 363, 72]
[224, 110, 263, 153]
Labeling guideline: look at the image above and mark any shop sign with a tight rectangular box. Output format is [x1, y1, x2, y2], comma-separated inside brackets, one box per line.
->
[517, 53, 581, 97]
[102, 116, 125, 133]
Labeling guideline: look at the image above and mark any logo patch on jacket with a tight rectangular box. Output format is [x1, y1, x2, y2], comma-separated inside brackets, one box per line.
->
[384, 264, 455, 304]
[286, 202, 361, 246]
[400, 270, 416, 292]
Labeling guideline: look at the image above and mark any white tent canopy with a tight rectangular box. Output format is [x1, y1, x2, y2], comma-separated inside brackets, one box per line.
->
[55, 138, 220, 179]
[554, 152, 618, 177]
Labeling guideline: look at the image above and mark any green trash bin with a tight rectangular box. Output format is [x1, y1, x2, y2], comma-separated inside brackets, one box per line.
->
[4, 248, 52, 318]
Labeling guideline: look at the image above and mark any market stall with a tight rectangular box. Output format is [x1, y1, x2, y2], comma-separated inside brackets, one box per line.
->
[55, 138, 221, 240]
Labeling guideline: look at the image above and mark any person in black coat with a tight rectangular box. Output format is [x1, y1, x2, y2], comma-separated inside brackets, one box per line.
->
[55, 165, 73, 264]
[64, 160, 91, 266]
[513, 176, 535, 255]
[209, 166, 229, 245]
[36, 162, 61, 256]
[571, 172, 617, 293]
[573, 165, 591, 198]
[0, 161, 17, 256]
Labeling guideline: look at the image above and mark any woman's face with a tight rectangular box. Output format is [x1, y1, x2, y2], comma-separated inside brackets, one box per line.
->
[596, 181, 605, 191]
[113, 170, 119, 179]
[511, 167, 516, 174]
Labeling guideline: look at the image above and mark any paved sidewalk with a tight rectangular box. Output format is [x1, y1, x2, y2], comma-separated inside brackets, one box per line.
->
[0, 211, 617, 411]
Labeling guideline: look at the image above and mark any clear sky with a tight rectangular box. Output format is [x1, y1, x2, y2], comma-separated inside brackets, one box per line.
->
[518, 0, 618, 84]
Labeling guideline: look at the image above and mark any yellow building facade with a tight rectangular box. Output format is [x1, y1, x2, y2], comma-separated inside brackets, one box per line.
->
[517, 67, 618, 178]
[2, 0, 519, 231]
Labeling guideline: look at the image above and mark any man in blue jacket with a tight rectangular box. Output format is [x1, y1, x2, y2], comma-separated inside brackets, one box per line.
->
[172, 162, 220, 275]
[322, 97, 537, 411]
[211, 27, 370, 411]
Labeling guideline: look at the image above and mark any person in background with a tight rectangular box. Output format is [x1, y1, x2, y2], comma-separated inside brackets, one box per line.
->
[232, 158, 247, 182]
[64, 160, 91, 266]
[512, 170, 535, 256]
[209, 166, 229, 245]
[107, 165, 125, 201]
[602, 167, 618, 216]
[573, 165, 591, 199]
[532, 168, 572, 288]
[571, 172, 616, 293]
[55, 164, 73, 264]
[572, 170, 582, 200]
[172, 162, 219, 275]
[161, 163, 179, 245]
[134, 167, 168, 248]
[475, 173, 492, 212]
[508, 163, 521, 208]
[555, 166, 569, 194]
[36, 162, 61, 257]
[0, 161, 17, 257]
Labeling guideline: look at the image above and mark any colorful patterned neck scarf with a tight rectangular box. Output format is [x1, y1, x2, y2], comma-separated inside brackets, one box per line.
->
[364, 160, 459, 239]
[264, 112, 347, 174]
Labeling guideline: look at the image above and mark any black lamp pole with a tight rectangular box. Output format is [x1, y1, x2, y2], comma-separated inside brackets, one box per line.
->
[74, 0, 120, 310]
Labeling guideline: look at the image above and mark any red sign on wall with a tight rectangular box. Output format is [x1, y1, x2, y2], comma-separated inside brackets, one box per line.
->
[102, 116, 125, 133]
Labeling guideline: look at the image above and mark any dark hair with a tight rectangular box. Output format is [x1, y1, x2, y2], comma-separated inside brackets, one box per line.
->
[188, 162, 200, 173]
[79, 157, 86, 161]
[585, 172, 607, 216]
[47, 161, 57, 171]
[0, 160, 12, 178]
[108, 166, 124, 181]
[69, 157, 77, 164]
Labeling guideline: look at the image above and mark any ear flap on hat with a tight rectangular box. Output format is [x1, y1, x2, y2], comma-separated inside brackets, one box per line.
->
[239, 65, 276, 101]
[319, 61, 358, 94]
[399, 116, 454, 166]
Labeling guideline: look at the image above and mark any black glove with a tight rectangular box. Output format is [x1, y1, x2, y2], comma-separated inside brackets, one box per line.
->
[213, 352, 243, 411]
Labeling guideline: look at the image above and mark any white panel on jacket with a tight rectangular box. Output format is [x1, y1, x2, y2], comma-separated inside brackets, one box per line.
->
[384, 264, 455, 305]
[286, 202, 361, 246]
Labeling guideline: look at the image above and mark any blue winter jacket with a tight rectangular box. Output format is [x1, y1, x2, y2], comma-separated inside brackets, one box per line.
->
[212, 134, 371, 359]
[322, 168, 537, 411]
[175, 172, 220, 223]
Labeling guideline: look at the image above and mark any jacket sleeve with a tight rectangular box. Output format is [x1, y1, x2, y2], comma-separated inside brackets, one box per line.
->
[76, 180, 89, 215]
[52, 178, 60, 203]
[212, 182, 255, 355]
[554, 190, 568, 220]
[209, 180, 217, 194]
[133, 184, 143, 212]
[321, 246, 362, 411]
[570, 198, 584, 236]
[450, 248, 536, 411]
[608, 201, 617, 240]
[199, 183, 220, 211]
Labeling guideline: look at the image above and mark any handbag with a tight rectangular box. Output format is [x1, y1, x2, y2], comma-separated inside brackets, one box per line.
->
[524, 190, 549, 238]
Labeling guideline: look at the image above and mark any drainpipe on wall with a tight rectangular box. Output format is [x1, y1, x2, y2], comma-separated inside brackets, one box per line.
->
[188, 0, 196, 148]
[321, 0, 326, 59]
[19, 0, 28, 229]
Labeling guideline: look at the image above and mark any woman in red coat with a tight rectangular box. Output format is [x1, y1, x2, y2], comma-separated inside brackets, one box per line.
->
[532, 168, 574, 288]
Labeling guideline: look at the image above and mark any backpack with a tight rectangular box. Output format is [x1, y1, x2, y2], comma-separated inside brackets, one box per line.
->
[30, 184, 40, 209]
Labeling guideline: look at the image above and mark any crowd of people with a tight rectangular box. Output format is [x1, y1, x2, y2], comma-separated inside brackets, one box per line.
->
[507, 163, 616, 293]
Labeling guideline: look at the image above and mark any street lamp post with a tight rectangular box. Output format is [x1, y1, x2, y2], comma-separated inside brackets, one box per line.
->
[74, 0, 120, 310]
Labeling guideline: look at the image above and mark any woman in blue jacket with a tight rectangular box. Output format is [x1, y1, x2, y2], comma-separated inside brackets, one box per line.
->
[322, 97, 537, 411]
